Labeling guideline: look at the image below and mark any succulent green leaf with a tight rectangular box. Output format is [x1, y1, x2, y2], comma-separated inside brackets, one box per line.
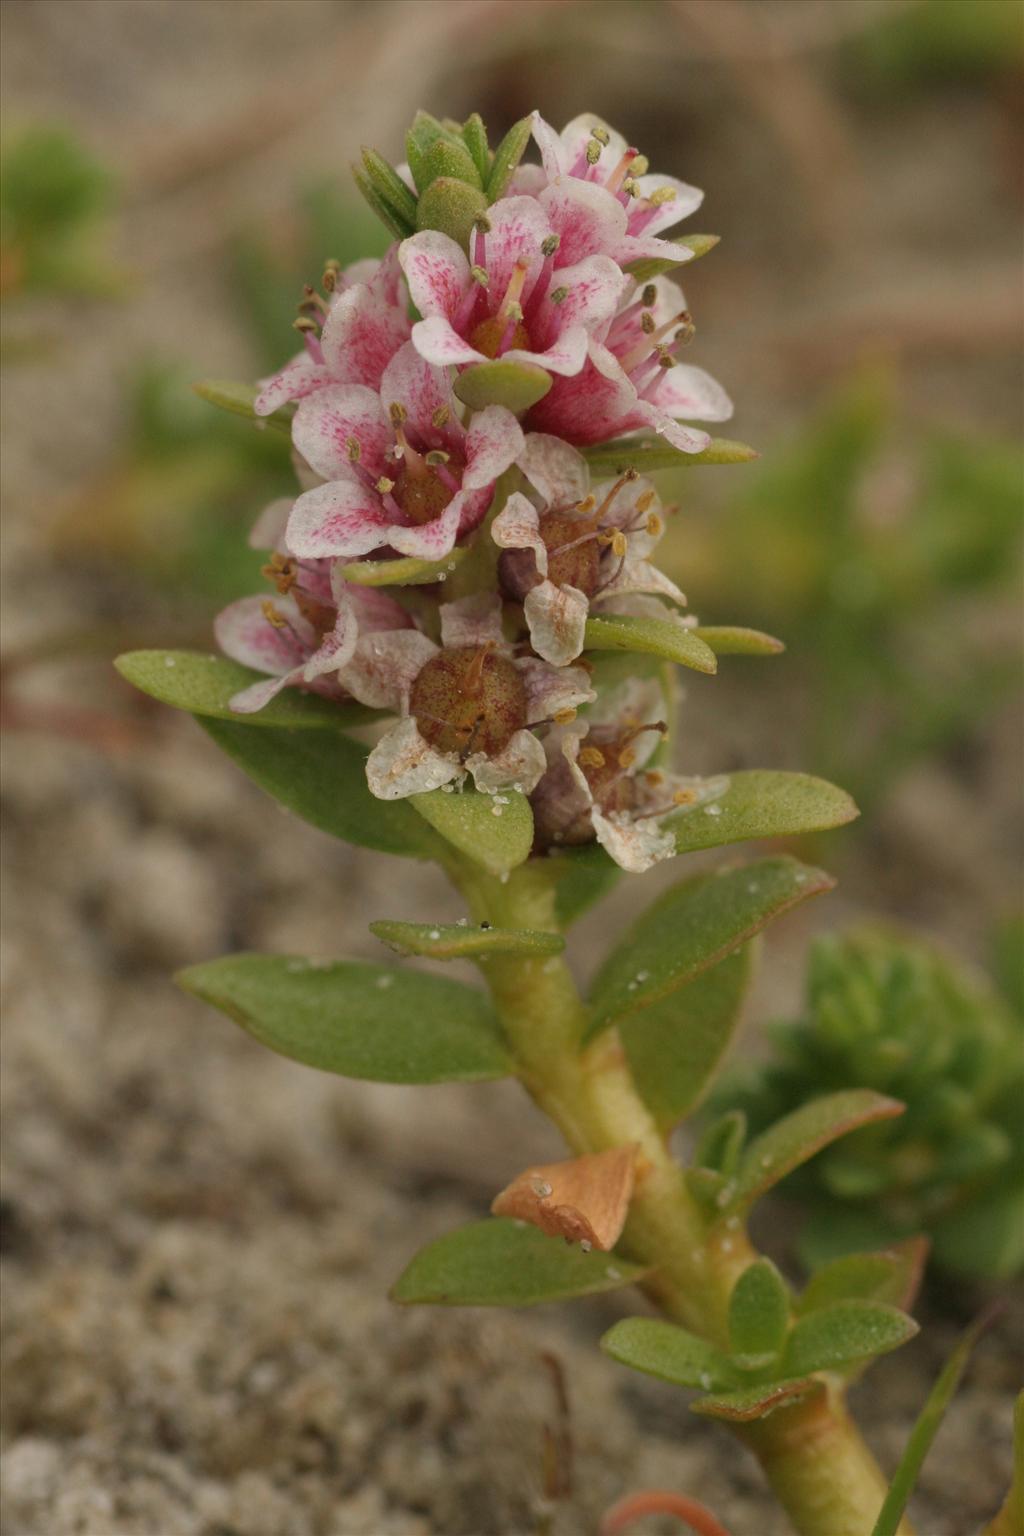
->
[583, 615, 718, 674]
[625, 233, 721, 282]
[114, 650, 373, 731]
[177, 953, 510, 1084]
[199, 719, 440, 859]
[694, 626, 786, 657]
[586, 859, 833, 1039]
[360, 147, 419, 226]
[461, 113, 491, 183]
[370, 920, 564, 961]
[416, 177, 489, 249]
[553, 856, 622, 928]
[601, 1318, 738, 1391]
[582, 437, 758, 478]
[695, 1109, 748, 1177]
[782, 1300, 918, 1377]
[621, 948, 754, 1129]
[485, 116, 533, 202]
[352, 168, 416, 240]
[728, 1259, 791, 1364]
[192, 379, 292, 436]
[410, 784, 534, 876]
[391, 1217, 648, 1307]
[691, 1378, 824, 1422]
[797, 1239, 929, 1317]
[669, 770, 859, 856]
[732, 1090, 905, 1213]
[870, 1313, 994, 1536]
[453, 359, 553, 414]
[342, 546, 468, 587]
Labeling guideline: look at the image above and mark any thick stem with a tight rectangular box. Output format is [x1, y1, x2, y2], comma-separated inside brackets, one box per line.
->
[455, 860, 910, 1536]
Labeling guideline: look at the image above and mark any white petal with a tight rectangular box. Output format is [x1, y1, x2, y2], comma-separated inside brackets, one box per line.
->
[490, 491, 547, 576]
[517, 656, 595, 723]
[467, 729, 547, 794]
[227, 669, 304, 715]
[247, 498, 293, 550]
[366, 717, 461, 800]
[338, 630, 438, 711]
[591, 806, 677, 873]
[464, 405, 525, 491]
[518, 434, 589, 507]
[287, 480, 392, 559]
[439, 592, 506, 649]
[523, 581, 589, 665]
[386, 496, 463, 560]
[379, 340, 456, 436]
[600, 558, 686, 606]
[292, 383, 391, 482]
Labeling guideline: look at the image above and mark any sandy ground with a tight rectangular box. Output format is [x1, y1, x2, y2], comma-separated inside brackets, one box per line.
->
[2, 3, 1021, 1533]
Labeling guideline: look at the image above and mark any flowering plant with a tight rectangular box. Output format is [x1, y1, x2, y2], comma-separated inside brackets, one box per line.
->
[116, 110, 1015, 1536]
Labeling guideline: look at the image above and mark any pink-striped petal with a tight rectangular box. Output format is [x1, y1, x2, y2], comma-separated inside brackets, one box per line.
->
[539, 180, 627, 266]
[631, 174, 704, 235]
[379, 341, 458, 438]
[531, 111, 572, 180]
[463, 404, 525, 490]
[507, 326, 589, 378]
[410, 315, 485, 368]
[320, 284, 410, 389]
[526, 341, 638, 445]
[339, 630, 438, 713]
[546, 255, 629, 333]
[484, 195, 552, 300]
[386, 495, 464, 560]
[647, 363, 734, 422]
[255, 352, 333, 416]
[292, 384, 391, 483]
[399, 230, 470, 320]
[558, 114, 628, 176]
[214, 594, 311, 676]
[287, 479, 393, 559]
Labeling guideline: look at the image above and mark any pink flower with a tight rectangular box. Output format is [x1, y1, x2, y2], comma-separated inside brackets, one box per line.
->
[526, 274, 732, 452]
[352, 595, 595, 800]
[399, 195, 627, 376]
[215, 501, 411, 714]
[285, 342, 524, 562]
[531, 678, 728, 872]
[492, 436, 686, 665]
[529, 112, 704, 269]
[253, 248, 410, 417]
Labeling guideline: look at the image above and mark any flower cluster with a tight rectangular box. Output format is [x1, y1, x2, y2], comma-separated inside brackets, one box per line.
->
[218, 111, 734, 870]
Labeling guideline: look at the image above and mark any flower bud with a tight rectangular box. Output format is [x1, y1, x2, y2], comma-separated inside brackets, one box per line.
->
[416, 177, 490, 250]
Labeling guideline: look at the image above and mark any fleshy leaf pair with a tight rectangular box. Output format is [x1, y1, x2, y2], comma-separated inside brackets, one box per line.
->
[602, 1251, 919, 1421]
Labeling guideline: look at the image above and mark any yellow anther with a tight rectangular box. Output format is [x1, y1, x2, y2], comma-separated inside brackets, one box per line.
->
[261, 600, 287, 629]
[591, 125, 611, 145]
[673, 788, 698, 806]
[575, 495, 597, 514]
[432, 405, 451, 428]
[635, 490, 656, 514]
[553, 707, 578, 725]
[645, 770, 666, 787]
[611, 529, 628, 558]
[641, 312, 656, 335]
[376, 476, 395, 494]
[347, 436, 361, 462]
[585, 140, 602, 165]
[579, 746, 606, 768]
[646, 513, 663, 537]
[649, 186, 677, 206]
[389, 401, 408, 425]
[618, 747, 637, 769]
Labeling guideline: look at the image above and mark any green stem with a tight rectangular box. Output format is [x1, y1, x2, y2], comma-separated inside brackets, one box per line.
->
[453, 859, 909, 1536]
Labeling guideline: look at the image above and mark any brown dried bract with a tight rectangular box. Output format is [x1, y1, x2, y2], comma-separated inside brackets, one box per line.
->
[490, 1145, 638, 1251]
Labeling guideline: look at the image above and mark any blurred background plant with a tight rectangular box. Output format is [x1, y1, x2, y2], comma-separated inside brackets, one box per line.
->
[715, 924, 1024, 1282]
